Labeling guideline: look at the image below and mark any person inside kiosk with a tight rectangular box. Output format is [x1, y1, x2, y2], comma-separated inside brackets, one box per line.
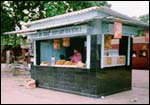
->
[40, 36, 86, 68]
[71, 48, 82, 63]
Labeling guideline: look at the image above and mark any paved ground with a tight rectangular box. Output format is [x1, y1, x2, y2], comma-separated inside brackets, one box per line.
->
[1, 64, 149, 104]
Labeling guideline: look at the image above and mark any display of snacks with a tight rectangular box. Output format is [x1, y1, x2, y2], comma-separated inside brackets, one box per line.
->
[53, 65, 77, 68]
[54, 60, 85, 68]
[104, 35, 112, 49]
[117, 56, 125, 64]
[64, 61, 73, 65]
[40, 61, 50, 66]
[106, 57, 112, 65]
[104, 56, 125, 67]
[56, 60, 66, 65]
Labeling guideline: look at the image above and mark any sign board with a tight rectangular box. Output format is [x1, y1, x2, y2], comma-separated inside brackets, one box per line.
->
[114, 20, 122, 39]
[145, 31, 149, 42]
[28, 25, 88, 40]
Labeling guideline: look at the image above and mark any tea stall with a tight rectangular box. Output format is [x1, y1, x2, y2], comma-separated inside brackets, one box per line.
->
[5, 6, 149, 98]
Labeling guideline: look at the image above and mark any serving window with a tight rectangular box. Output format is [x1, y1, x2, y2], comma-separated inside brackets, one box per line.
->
[36, 36, 87, 68]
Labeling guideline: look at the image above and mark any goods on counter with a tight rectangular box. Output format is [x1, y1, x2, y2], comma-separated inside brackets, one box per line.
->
[56, 60, 66, 65]
[53, 39, 60, 50]
[54, 60, 86, 68]
[51, 57, 56, 65]
[104, 35, 112, 49]
[43, 61, 49, 64]
[75, 61, 86, 67]
[64, 61, 73, 65]
[40, 61, 50, 66]
[24, 79, 36, 89]
[63, 37, 70, 47]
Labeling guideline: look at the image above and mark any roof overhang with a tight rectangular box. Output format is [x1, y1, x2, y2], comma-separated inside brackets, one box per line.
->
[3, 17, 95, 35]
[4, 16, 149, 35]
[99, 16, 149, 28]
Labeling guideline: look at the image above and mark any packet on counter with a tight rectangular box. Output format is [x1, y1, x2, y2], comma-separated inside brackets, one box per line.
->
[40, 61, 50, 66]
[56, 60, 66, 65]
[75, 61, 86, 67]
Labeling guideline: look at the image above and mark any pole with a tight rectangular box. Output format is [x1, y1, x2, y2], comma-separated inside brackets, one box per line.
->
[14, 34, 17, 62]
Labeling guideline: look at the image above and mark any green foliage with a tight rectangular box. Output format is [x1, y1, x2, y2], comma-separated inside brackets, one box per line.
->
[1, 1, 111, 48]
[137, 14, 149, 36]
[138, 14, 149, 23]
[137, 31, 145, 36]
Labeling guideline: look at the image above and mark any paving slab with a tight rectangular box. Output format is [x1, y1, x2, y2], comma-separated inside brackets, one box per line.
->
[1, 65, 149, 104]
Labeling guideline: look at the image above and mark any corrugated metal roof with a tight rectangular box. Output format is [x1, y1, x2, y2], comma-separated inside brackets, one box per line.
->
[100, 16, 148, 27]
[4, 17, 95, 35]
[97, 7, 148, 27]
[24, 6, 100, 26]
[24, 6, 148, 27]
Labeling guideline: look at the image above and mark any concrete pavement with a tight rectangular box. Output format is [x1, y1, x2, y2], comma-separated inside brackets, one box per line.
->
[1, 64, 149, 104]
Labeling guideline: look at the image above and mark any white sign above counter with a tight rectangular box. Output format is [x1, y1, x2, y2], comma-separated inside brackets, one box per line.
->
[28, 25, 88, 40]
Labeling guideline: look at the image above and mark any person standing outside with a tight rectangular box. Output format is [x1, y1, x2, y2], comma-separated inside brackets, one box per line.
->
[6, 49, 10, 64]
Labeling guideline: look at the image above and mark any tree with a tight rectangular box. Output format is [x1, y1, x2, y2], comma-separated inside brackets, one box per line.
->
[1, 1, 111, 49]
[138, 14, 149, 23]
[137, 14, 149, 36]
